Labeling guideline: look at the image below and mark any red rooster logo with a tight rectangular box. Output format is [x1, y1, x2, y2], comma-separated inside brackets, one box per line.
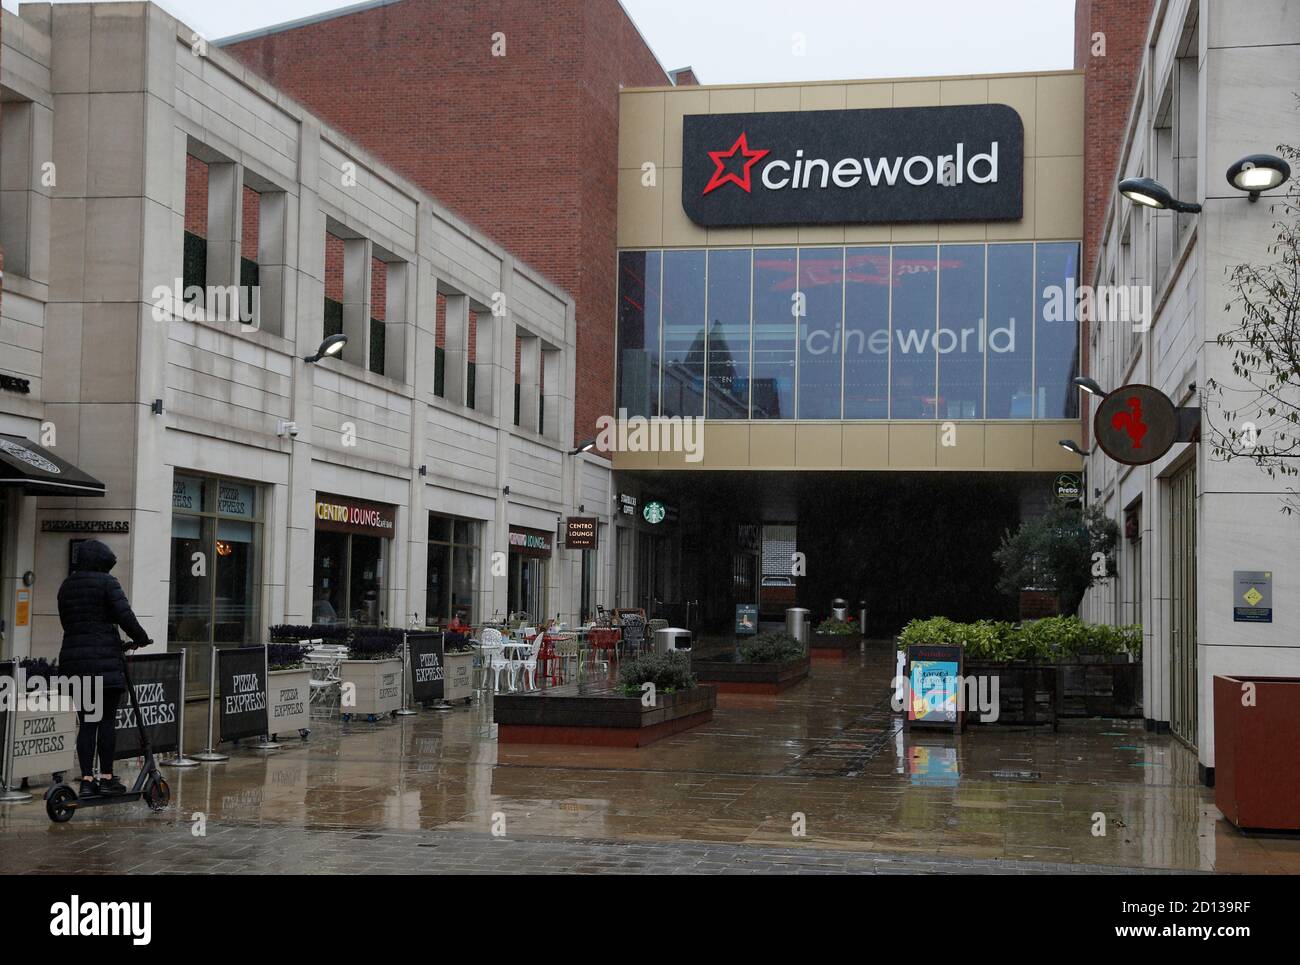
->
[1111, 395, 1148, 449]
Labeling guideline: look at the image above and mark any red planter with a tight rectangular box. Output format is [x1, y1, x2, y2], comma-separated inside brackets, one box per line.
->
[1213, 675, 1300, 830]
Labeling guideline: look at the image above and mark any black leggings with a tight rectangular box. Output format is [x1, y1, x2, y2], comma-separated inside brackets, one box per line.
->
[76, 688, 124, 777]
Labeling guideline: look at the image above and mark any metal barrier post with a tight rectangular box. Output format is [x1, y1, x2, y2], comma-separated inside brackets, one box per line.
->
[395, 631, 417, 716]
[191, 646, 229, 762]
[164, 650, 199, 767]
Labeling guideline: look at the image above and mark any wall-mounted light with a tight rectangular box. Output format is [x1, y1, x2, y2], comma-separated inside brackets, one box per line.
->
[1059, 439, 1089, 457]
[304, 333, 347, 363]
[569, 439, 597, 456]
[1118, 176, 1202, 214]
[1226, 154, 1291, 201]
[418, 465, 427, 476]
[150, 399, 164, 415]
[1072, 376, 1107, 398]
[502, 485, 511, 495]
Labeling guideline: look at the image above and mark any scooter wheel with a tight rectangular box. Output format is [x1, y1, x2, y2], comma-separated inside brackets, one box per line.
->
[46, 786, 77, 823]
[145, 776, 171, 812]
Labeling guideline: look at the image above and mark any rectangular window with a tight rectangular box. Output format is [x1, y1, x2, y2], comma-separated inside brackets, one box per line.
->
[937, 244, 986, 419]
[617, 251, 662, 418]
[323, 231, 345, 339]
[985, 243, 1035, 418]
[797, 247, 843, 419]
[1034, 242, 1081, 419]
[706, 249, 752, 418]
[889, 245, 938, 419]
[843, 247, 890, 419]
[369, 256, 387, 377]
[661, 249, 707, 418]
[751, 248, 797, 419]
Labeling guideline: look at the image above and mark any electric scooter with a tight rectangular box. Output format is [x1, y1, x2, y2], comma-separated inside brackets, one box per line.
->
[44, 649, 172, 823]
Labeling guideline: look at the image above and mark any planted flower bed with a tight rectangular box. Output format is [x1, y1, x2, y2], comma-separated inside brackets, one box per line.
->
[898, 616, 1143, 725]
[495, 652, 715, 747]
[692, 632, 810, 694]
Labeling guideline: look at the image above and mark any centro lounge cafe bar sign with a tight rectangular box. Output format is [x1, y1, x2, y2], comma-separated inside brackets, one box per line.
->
[682, 104, 1023, 227]
[314, 493, 396, 536]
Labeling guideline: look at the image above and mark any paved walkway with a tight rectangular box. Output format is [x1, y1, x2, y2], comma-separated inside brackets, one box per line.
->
[2, 643, 1297, 873]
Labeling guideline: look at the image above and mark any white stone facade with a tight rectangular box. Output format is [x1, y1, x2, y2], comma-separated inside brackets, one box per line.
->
[0, 3, 615, 664]
[1079, 0, 1300, 775]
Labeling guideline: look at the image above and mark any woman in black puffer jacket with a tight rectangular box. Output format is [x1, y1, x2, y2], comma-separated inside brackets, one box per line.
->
[57, 539, 151, 797]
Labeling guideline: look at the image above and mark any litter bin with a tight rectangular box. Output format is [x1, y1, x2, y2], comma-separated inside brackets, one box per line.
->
[831, 598, 848, 622]
[858, 600, 868, 635]
[655, 626, 692, 655]
[786, 607, 810, 645]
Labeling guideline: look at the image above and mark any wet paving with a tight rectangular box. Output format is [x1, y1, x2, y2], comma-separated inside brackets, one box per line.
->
[2, 642, 1297, 874]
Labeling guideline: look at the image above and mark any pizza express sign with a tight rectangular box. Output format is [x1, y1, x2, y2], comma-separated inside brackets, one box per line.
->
[682, 104, 1024, 228]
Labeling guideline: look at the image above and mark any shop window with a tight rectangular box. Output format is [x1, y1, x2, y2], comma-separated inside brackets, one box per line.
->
[937, 244, 986, 419]
[751, 248, 797, 419]
[1034, 242, 1081, 419]
[706, 249, 752, 418]
[797, 247, 843, 419]
[617, 250, 661, 418]
[426, 514, 480, 627]
[889, 246, 938, 419]
[843, 247, 890, 418]
[661, 249, 706, 418]
[312, 533, 386, 626]
[985, 243, 1035, 418]
[168, 474, 263, 695]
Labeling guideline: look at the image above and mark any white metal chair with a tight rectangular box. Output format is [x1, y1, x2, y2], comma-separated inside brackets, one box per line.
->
[304, 640, 346, 718]
[480, 628, 514, 693]
[516, 629, 544, 691]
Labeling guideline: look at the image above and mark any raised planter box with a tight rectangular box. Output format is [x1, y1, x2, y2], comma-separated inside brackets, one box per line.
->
[964, 661, 1058, 727]
[1056, 657, 1143, 718]
[9, 703, 77, 781]
[692, 655, 810, 694]
[267, 667, 312, 738]
[1214, 675, 1300, 829]
[442, 651, 475, 703]
[338, 658, 403, 720]
[495, 684, 716, 747]
[809, 633, 858, 659]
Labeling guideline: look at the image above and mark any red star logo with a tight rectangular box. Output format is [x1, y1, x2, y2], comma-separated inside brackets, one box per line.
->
[702, 132, 769, 195]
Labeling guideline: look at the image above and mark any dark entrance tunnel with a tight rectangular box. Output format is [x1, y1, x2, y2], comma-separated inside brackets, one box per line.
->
[634, 471, 1049, 637]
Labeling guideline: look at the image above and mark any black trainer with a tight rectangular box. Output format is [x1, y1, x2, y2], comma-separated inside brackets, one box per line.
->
[78, 779, 99, 798]
[98, 776, 127, 796]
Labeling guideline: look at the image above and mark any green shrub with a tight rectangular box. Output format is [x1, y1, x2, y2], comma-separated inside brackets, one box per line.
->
[267, 642, 310, 671]
[899, 616, 1142, 662]
[815, 617, 857, 635]
[617, 652, 697, 696]
[738, 631, 804, 663]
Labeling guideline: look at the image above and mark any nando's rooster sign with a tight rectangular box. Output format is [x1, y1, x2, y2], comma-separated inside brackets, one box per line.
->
[1093, 384, 1180, 466]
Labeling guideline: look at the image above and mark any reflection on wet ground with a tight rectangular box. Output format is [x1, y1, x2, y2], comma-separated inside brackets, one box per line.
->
[2, 642, 1297, 873]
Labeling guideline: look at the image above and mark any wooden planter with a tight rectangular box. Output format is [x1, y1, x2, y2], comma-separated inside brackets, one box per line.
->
[1055, 657, 1143, 718]
[339, 658, 403, 720]
[692, 655, 810, 694]
[809, 633, 858, 659]
[1214, 675, 1300, 829]
[267, 667, 312, 738]
[495, 684, 716, 747]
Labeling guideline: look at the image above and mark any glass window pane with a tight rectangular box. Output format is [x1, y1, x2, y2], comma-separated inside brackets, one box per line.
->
[169, 513, 215, 691]
[706, 249, 752, 419]
[937, 244, 985, 419]
[1035, 242, 1081, 419]
[172, 474, 207, 514]
[428, 514, 451, 543]
[426, 542, 450, 624]
[454, 519, 475, 546]
[312, 531, 348, 625]
[661, 250, 706, 418]
[617, 250, 661, 418]
[889, 246, 938, 419]
[214, 518, 259, 644]
[986, 244, 1035, 418]
[452, 546, 477, 622]
[843, 247, 890, 418]
[797, 247, 843, 419]
[751, 248, 797, 419]
[349, 535, 385, 626]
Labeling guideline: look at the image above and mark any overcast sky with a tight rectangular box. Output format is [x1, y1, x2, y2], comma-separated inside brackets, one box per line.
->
[2, 0, 1076, 83]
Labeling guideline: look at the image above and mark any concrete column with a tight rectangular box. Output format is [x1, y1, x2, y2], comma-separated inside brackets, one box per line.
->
[518, 334, 541, 433]
[341, 237, 371, 369]
[256, 190, 288, 337]
[205, 160, 243, 315]
[383, 259, 409, 381]
[542, 345, 563, 443]
[443, 293, 468, 405]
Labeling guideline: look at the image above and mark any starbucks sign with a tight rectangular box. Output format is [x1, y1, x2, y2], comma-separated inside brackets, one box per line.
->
[643, 501, 666, 525]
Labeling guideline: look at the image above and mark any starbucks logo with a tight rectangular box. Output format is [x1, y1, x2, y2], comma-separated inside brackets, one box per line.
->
[0, 439, 59, 474]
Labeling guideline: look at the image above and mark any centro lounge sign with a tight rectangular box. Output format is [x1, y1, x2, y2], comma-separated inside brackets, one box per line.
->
[682, 105, 1023, 227]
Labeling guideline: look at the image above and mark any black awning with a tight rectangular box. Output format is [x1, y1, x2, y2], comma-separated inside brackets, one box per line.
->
[0, 434, 106, 497]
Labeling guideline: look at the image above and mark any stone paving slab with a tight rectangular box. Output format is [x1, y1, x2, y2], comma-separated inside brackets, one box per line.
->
[0, 821, 1191, 875]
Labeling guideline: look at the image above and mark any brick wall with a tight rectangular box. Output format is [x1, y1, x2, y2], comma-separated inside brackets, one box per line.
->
[1075, 0, 1151, 446]
[223, 0, 673, 445]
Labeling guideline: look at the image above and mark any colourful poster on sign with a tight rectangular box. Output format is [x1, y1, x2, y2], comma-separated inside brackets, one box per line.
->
[909, 659, 959, 722]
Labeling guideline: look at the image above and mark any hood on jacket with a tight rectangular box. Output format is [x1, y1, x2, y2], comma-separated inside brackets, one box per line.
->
[73, 538, 117, 573]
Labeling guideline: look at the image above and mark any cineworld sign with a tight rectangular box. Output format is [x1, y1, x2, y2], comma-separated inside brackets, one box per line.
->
[682, 105, 1024, 227]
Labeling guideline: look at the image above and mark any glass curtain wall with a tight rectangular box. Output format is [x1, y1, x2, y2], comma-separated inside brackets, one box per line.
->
[616, 242, 1079, 420]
